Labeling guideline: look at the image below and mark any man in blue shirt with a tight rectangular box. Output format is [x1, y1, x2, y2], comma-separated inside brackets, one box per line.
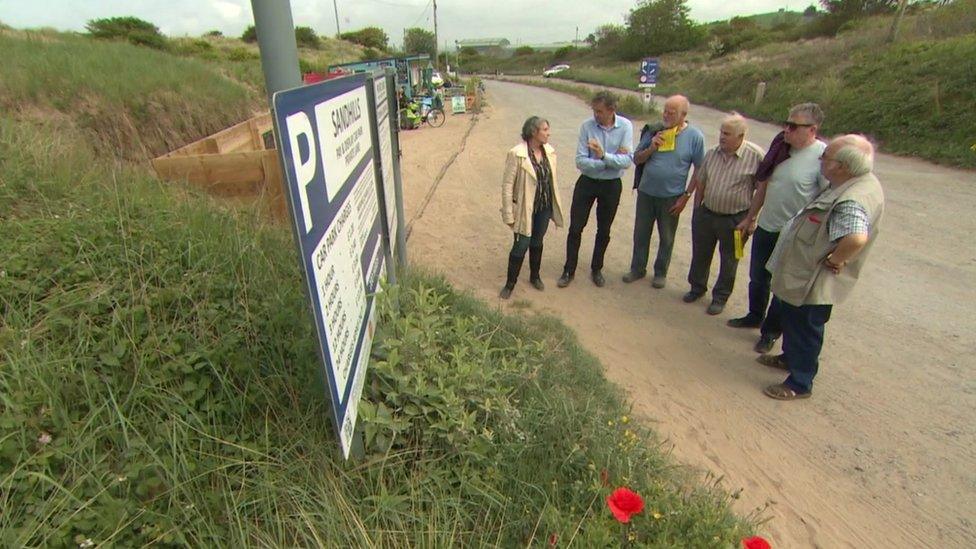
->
[558, 91, 634, 288]
[625, 95, 705, 288]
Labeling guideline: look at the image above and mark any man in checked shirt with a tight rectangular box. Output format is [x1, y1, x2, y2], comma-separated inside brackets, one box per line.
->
[757, 135, 885, 400]
[674, 113, 765, 316]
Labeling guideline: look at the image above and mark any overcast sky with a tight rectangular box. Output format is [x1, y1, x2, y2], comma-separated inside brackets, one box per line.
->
[0, 0, 814, 47]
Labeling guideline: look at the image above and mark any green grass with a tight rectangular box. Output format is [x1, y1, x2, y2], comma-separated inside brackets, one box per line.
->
[481, 6, 976, 169]
[0, 28, 370, 162]
[0, 116, 750, 546]
[0, 30, 259, 160]
[552, 32, 976, 168]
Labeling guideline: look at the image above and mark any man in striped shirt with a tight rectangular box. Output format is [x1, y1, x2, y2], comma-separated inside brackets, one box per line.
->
[676, 113, 765, 315]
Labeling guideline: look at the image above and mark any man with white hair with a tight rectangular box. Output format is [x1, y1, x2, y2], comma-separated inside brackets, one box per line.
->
[625, 95, 705, 289]
[759, 134, 885, 400]
[677, 113, 765, 315]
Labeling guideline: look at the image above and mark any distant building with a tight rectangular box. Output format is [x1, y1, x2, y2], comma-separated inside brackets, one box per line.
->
[456, 38, 511, 57]
[521, 41, 587, 52]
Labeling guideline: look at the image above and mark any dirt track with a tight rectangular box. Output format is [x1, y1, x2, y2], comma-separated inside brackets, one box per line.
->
[397, 80, 976, 548]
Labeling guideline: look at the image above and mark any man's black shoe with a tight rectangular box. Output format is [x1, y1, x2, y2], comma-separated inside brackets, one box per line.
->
[754, 334, 777, 353]
[682, 291, 704, 303]
[557, 271, 574, 288]
[592, 270, 606, 287]
[727, 314, 763, 329]
[622, 271, 646, 283]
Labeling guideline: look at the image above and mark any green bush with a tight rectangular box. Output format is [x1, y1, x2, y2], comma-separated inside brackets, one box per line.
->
[241, 24, 257, 43]
[551, 45, 575, 62]
[171, 38, 217, 60]
[295, 26, 320, 48]
[361, 47, 383, 61]
[340, 26, 389, 50]
[225, 46, 259, 62]
[203, 30, 222, 38]
[85, 16, 168, 50]
[514, 45, 535, 56]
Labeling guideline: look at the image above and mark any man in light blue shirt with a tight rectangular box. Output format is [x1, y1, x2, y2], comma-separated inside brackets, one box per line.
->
[558, 91, 634, 288]
[625, 95, 705, 289]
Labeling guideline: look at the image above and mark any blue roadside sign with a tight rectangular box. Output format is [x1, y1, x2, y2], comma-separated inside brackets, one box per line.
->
[271, 73, 386, 459]
[639, 58, 659, 88]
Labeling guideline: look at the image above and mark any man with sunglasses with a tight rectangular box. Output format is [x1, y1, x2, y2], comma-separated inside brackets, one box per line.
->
[760, 135, 885, 400]
[728, 103, 828, 354]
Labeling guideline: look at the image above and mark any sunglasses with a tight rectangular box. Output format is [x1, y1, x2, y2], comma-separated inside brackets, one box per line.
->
[783, 121, 815, 131]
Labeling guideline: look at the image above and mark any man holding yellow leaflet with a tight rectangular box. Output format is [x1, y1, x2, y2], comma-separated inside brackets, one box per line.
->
[626, 95, 705, 289]
[679, 113, 765, 315]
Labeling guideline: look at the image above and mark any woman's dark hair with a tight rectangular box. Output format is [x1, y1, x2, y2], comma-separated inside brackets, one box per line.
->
[521, 116, 549, 141]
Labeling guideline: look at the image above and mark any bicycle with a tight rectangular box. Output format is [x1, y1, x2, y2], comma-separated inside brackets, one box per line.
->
[421, 104, 445, 128]
[399, 98, 445, 130]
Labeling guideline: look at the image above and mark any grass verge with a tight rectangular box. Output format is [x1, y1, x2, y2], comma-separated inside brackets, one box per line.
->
[1, 116, 751, 546]
[0, 29, 262, 161]
[555, 33, 976, 169]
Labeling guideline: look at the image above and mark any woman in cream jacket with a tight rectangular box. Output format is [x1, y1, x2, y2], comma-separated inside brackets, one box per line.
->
[499, 116, 565, 298]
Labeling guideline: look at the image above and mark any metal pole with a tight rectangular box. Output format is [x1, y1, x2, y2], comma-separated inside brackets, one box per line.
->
[250, 0, 302, 104]
[333, 0, 341, 38]
[433, 0, 439, 69]
[386, 67, 408, 269]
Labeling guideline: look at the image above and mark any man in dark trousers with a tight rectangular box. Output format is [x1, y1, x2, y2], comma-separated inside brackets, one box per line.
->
[558, 91, 634, 288]
[760, 135, 884, 400]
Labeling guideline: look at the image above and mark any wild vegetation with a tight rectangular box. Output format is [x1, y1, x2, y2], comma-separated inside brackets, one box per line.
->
[0, 22, 753, 548]
[470, 0, 976, 167]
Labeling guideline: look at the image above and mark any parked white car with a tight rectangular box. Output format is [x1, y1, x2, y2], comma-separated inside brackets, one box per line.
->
[543, 64, 570, 77]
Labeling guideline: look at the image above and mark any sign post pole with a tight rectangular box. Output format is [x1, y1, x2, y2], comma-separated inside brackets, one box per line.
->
[385, 67, 408, 270]
[364, 70, 397, 285]
[250, 0, 301, 104]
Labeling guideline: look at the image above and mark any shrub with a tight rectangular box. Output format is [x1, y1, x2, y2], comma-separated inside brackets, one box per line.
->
[514, 45, 535, 56]
[622, 0, 705, 60]
[85, 16, 168, 50]
[362, 47, 383, 61]
[340, 26, 389, 50]
[204, 30, 223, 38]
[551, 45, 575, 63]
[241, 25, 257, 43]
[226, 47, 259, 62]
[294, 26, 320, 48]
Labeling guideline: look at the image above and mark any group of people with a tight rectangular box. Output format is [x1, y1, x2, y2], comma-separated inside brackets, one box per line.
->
[499, 91, 885, 401]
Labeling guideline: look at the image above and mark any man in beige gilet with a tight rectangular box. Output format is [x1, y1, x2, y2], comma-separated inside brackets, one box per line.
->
[759, 135, 885, 400]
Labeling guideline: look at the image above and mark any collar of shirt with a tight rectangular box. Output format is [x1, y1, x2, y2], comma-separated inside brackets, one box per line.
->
[597, 115, 623, 131]
[716, 141, 746, 160]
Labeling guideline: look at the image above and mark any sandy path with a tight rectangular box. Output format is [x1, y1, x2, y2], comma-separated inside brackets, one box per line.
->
[398, 80, 976, 548]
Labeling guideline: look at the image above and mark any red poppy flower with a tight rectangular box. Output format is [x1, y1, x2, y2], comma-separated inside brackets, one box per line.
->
[742, 536, 772, 549]
[606, 487, 644, 523]
[548, 533, 558, 546]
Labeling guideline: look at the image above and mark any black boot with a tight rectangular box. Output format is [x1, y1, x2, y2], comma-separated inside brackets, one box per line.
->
[500, 253, 525, 299]
[529, 245, 545, 290]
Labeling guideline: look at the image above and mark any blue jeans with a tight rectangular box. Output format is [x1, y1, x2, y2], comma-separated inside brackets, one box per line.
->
[781, 300, 833, 394]
[510, 208, 552, 258]
[748, 227, 783, 337]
